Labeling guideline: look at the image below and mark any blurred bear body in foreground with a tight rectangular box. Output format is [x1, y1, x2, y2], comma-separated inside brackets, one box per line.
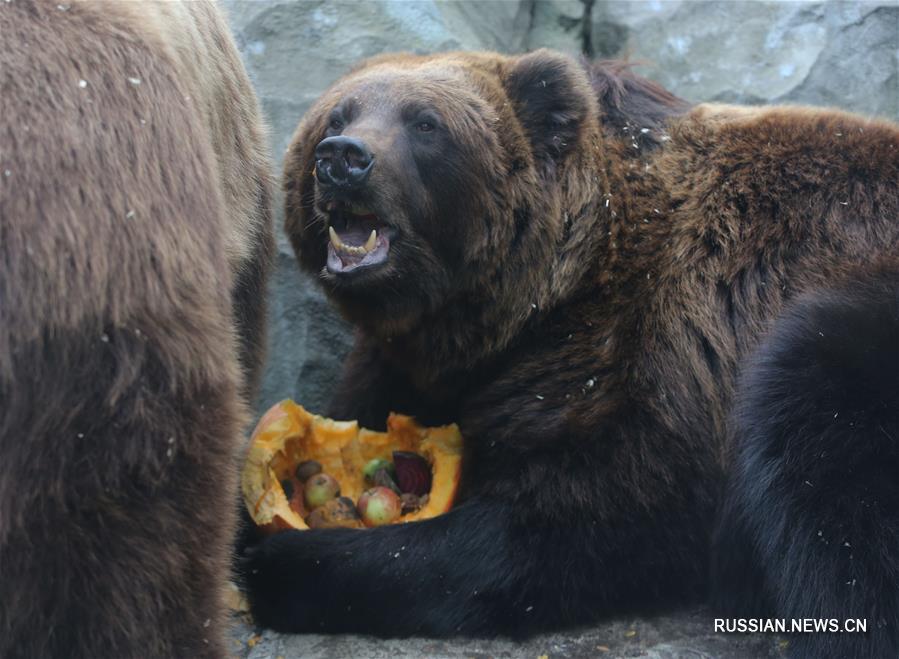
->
[0, 1, 273, 656]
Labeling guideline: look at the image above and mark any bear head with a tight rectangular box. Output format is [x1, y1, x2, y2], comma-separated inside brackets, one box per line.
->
[284, 50, 606, 371]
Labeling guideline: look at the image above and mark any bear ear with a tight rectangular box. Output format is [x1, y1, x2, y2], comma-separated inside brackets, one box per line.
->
[503, 49, 593, 171]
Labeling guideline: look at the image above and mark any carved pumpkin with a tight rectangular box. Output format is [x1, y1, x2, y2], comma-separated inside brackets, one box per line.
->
[241, 400, 463, 532]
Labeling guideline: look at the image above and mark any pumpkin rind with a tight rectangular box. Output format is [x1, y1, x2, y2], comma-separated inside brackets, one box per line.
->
[241, 400, 463, 532]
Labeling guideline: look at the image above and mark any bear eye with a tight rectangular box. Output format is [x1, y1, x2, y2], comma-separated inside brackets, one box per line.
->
[415, 120, 435, 133]
[329, 117, 344, 131]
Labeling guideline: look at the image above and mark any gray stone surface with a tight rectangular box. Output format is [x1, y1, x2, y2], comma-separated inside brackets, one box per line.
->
[255, 250, 354, 415]
[221, 2, 897, 656]
[229, 608, 784, 659]
[594, 1, 898, 118]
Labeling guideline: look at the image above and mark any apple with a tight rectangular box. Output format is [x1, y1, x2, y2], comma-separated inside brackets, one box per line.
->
[357, 487, 402, 527]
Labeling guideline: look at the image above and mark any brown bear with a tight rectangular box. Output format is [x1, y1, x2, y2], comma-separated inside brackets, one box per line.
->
[0, 1, 273, 657]
[243, 49, 899, 658]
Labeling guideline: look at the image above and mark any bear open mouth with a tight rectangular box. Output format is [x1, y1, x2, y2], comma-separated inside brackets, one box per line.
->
[325, 203, 393, 275]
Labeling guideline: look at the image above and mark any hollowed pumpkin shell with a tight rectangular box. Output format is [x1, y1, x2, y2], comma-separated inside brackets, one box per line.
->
[241, 400, 463, 532]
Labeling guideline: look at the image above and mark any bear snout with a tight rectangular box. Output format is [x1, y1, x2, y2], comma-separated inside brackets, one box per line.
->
[315, 136, 375, 189]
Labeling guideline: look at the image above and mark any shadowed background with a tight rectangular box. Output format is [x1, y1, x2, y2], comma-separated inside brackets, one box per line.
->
[219, 0, 897, 419]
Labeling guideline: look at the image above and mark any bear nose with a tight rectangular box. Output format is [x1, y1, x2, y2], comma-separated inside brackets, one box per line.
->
[314, 136, 374, 189]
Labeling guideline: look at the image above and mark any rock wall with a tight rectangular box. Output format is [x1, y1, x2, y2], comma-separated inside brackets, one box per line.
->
[219, 0, 899, 416]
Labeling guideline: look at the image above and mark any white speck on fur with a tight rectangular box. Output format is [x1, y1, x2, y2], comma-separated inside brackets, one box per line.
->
[127, 77, 141, 86]
[100, 333, 109, 342]
[78, 79, 87, 89]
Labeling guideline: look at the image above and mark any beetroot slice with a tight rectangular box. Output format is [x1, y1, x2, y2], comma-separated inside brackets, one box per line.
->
[392, 451, 432, 496]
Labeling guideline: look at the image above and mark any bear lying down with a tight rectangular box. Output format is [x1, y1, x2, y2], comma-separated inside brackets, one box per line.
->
[243, 49, 899, 658]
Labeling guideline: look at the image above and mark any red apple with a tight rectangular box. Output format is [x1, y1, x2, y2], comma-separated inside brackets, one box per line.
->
[357, 486, 402, 527]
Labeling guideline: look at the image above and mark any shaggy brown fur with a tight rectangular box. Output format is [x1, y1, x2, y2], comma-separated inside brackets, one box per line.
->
[245, 49, 899, 657]
[0, 2, 272, 657]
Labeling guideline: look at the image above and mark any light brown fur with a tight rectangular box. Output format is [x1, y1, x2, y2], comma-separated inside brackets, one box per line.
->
[0, 1, 273, 656]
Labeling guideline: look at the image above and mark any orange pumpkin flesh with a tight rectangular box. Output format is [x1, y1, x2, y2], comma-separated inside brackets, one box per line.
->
[241, 400, 463, 532]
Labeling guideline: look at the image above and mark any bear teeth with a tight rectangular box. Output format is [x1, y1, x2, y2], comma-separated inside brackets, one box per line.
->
[329, 226, 378, 255]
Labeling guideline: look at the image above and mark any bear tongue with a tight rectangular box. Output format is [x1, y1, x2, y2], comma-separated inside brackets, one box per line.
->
[326, 228, 390, 274]
[335, 227, 372, 247]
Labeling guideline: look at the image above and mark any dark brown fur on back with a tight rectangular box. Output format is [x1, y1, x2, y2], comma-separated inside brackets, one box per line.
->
[0, 2, 272, 657]
[247, 48, 899, 657]
[586, 59, 692, 147]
